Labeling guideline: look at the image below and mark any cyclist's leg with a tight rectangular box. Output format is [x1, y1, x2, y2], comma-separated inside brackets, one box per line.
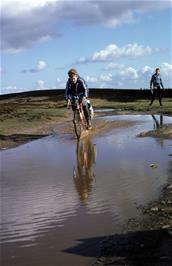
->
[82, 100, 91, 127]
[83, 105, 90, 121]
[78, 94, 92, 128]
[157, 87, 162, 106]
[150, 89, 156, 105]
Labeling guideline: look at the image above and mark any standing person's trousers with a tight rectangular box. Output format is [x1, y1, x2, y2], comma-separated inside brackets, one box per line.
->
[150, 86, 162, 105]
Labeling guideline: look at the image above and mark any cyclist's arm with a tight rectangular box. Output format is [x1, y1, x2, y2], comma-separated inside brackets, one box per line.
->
[80, 78, 88, 98]
[65, 80, 71, 100]
[65, 80, 72, 108]
[150, 75, 153, 89]
[160, 77, 164, 89]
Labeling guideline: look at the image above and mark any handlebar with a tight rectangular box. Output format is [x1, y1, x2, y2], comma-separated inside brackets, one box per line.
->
[66, 96, 87, 109]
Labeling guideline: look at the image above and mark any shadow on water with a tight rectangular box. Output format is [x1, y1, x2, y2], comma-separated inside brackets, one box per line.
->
[73, 137, 97, 204]
[63, 229, 172, 266]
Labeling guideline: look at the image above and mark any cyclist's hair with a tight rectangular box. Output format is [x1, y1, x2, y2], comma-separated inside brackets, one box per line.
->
[68, 68, 78, 77]
[156, 68, 160, 72]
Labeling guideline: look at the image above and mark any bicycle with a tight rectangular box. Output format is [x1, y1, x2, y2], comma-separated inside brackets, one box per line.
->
[67, 96, 89, 140]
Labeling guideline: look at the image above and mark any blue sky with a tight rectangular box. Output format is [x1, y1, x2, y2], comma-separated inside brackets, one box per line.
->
[1, 0, 172, 94]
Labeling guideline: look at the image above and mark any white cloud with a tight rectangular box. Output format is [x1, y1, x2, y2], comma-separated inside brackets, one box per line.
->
[37, 60, 47, 71]
[86, 76, 98, 83]
[36, 80, 46, 90]
[1, 62, 171, 94]
[77, 43, 160, 64]
[0, 77, 66, 94]
[56, 77, 66, 88]
[141, 65, 153, 74]
[1, 0, 171, 53]
[21, 60, 47, 73]
[104, 9, 134, 27]
[119, 67, 138, 80]
[86, 74, 113, 83]
[99, 74, 113, 82]
[1, 86, 17, 94]
[161, 62, 172, 76]
[1, 1, 61, 53]
[36, 79, 65, 90]
[85, 62, 172, 88]
[138, 63, 172, 85]
[1, 86, 29, 94]
[105, 63, 125, 70]
[2, 0, 58, 15]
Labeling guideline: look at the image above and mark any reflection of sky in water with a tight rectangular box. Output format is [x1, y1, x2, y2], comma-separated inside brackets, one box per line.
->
[95, 108, 115, 112]
[0, 115, 172, 245]
[98, 114, 172, 125]
[1, 139, 79, 243]
[88, 121, 172, 219]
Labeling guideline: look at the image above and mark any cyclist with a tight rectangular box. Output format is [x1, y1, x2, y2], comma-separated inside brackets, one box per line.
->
[65, 68, 92, 129]
[149, 68, 164, 106]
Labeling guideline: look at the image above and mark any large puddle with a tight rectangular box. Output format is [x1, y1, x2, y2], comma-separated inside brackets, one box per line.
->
[0, 114, 172, 266]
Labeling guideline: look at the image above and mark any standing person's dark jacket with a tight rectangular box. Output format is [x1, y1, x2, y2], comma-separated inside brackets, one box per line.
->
[150, 73, 164, 89]
[65, 77, 88, 100]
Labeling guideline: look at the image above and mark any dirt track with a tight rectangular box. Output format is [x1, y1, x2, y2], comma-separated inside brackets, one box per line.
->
[92, 182, 172, 266]
[0, 114, 137, 150]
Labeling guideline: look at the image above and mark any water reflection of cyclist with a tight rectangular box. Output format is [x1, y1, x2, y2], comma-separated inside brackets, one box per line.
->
[65, 68, 92, 129]
[73, 138, 97, 203]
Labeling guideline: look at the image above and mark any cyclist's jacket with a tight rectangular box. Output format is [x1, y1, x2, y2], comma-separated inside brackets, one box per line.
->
[65, 77, 88, 99]
[150, 73, 164, 89]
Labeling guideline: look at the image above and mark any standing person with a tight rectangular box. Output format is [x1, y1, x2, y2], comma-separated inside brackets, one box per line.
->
[65, 68, 92, 129]
[149, 68, 164, 106]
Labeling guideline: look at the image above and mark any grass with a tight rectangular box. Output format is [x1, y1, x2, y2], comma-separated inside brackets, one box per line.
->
[0, 95, 171, 135]
[91, 98, 172, 115]
[0, 97, 67, 135]
[0, 109, 67, 134]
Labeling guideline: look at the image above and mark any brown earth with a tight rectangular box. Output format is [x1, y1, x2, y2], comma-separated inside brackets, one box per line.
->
[0, 114, 137, 150]
[138, 124, 172, 140]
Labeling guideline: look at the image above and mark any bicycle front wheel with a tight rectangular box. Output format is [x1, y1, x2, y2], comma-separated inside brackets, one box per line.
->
[73, 111, 84, 140]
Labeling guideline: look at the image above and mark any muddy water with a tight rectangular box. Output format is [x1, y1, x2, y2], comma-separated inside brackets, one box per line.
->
[0, 114, 172, 266]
